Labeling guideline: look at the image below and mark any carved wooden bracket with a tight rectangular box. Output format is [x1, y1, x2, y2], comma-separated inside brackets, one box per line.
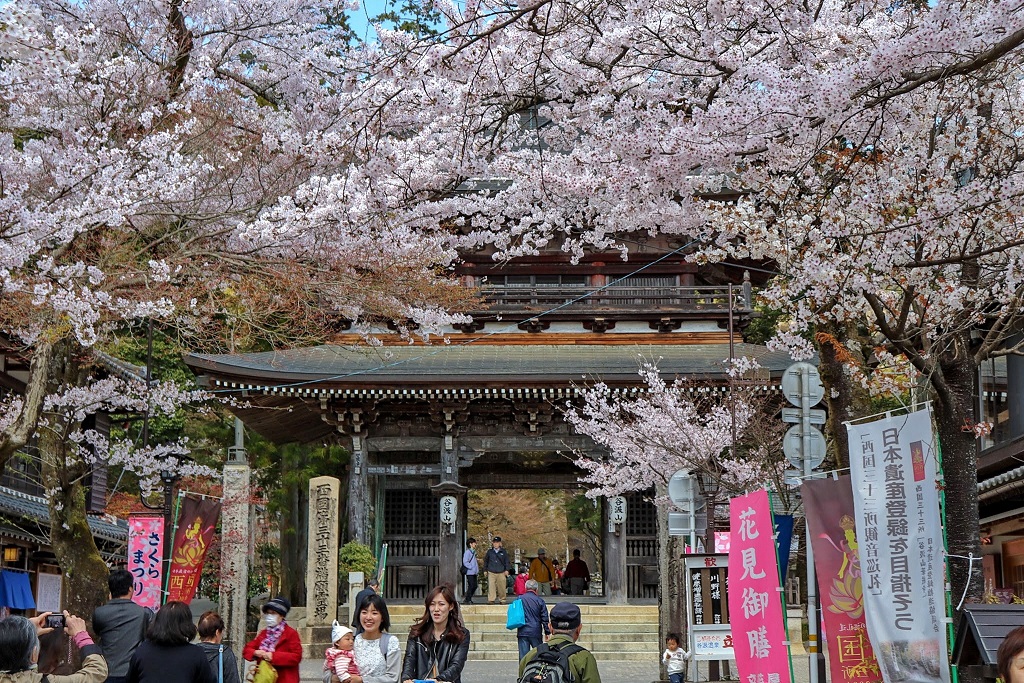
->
[517, 319, 551, 333]
[583, 318, 616, 333]
[649, 317, 683, 333]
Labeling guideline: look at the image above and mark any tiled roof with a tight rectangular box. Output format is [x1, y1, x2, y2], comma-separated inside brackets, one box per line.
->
[0, 485, 127, 543]
[186, 342, 796, 389]
[978, 464, 1024, 493]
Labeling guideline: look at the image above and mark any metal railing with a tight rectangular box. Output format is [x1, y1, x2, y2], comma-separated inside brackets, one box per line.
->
[478, 284, 751, 312]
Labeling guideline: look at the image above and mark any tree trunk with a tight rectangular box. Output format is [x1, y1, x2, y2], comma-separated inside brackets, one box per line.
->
[0, 338, 54, 471]
[279, 446, 308, 606]
[656, 482, 689, 682]
[933, 349, 984, 619]
[817, 324, 873, 470]
[37, 341, 111, 621]
[46, 470, 111, 618]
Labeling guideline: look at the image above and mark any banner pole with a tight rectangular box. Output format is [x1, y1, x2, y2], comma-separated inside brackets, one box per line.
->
[770, 489, 797, 683]
[801, 365, 821, 683]
[163, 491, 184, 601]
[936, 433, 958, 683]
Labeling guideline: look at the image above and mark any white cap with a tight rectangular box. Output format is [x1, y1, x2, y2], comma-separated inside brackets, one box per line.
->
[332, 620, 353, 643]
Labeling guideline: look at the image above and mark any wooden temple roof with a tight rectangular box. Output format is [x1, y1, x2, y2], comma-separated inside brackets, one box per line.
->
[185, 341, 794, 393]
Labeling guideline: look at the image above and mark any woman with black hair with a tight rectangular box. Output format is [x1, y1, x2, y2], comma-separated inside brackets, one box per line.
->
[400, 585, 470, 683]
[352, 593, 401, 683]
[126, 601, 215, 683]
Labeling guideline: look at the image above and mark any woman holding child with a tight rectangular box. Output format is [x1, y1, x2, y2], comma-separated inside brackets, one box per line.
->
[351, 593, 402, 683]
[401, 584, 470, 683]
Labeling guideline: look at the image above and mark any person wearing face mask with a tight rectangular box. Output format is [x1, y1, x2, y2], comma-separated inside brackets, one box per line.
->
[242, 597, 303, 683]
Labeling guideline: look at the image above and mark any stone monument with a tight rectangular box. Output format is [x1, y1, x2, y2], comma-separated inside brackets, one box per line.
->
[306, 476, 341, 626]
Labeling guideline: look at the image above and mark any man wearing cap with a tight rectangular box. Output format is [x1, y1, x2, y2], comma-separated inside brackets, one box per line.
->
[243, 596, 303, 683]
[484, 536, 512, 605]
[519, 602, 601, 683]
[528, 548, 557, 596]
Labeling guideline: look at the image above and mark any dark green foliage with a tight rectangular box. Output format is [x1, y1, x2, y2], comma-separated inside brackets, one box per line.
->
[372, 0, 442, 38]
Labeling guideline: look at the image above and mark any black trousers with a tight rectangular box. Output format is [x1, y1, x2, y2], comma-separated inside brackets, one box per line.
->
[465, 573, 478, 602]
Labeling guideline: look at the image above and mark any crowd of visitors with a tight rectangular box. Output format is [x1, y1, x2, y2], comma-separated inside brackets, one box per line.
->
[1, 543, 612, 683]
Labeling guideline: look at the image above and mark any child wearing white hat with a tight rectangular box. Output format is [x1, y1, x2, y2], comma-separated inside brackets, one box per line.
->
[323, 621, 360, 683]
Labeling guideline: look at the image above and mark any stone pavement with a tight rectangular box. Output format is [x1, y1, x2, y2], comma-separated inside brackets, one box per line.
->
[298, 654, 825, 683]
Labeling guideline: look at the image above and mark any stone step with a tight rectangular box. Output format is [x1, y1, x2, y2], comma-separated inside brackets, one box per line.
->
[324, 604, 663, 662]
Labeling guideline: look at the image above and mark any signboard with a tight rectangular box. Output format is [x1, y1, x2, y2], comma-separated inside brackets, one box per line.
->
[728, 490, 793, 683]
[127, 514, 164, 610]
[609, 496, 627, 524]
[367, 464, 441, 476]
[847, 408, 949, 683]
[440, 495, 457, 524]
[684, 554, 734, 660]
[36, 572, 62, 613]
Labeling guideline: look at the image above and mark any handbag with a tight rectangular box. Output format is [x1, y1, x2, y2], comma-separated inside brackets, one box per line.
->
[250, 660, 278, 683]
[459, 565, 468, 575]
[505, 598, 526, 629]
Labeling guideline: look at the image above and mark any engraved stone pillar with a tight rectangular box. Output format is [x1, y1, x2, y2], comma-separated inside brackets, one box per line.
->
[219, 420, 250, 679]
[307, 476, 341, 626]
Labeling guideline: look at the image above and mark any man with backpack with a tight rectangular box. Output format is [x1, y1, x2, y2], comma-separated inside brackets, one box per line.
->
[517, 602, 601, 683]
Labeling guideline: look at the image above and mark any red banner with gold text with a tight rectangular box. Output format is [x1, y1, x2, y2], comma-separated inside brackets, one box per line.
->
[802, 475, 882, 683]
[166, 496, 221, 604]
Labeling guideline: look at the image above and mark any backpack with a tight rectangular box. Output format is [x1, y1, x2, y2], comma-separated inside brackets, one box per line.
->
[517, 641, 585, 683]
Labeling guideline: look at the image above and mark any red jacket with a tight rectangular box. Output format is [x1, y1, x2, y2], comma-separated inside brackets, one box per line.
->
[243, 624, 303, 683]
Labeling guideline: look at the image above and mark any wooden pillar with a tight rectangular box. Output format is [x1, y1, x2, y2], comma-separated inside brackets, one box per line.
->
[347, 435, 371, 544]
[603, 497, 628, 604]
[433, 445, 466, 594]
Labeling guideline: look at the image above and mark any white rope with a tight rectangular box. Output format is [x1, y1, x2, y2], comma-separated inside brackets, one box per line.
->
[947, 551, 984, 611]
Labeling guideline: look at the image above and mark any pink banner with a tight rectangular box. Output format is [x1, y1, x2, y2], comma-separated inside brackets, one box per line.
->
[728, 490, 793, 683]
[127, 514, 164, 610]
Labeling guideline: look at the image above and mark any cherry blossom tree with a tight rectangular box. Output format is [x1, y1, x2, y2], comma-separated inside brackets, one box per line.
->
[287, 0, 1024, 608]
[565, 362, 789, 504]
[0, 0, 470, 616]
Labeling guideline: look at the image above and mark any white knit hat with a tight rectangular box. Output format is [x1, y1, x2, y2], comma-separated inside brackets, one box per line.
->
[332, 620, 353, 644]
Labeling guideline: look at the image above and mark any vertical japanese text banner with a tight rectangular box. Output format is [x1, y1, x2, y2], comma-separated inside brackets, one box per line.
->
[846, 408, 949, 683]
[127, 514, 164, 610]
[802, 475, 882, 683]
[166, 497, 221, 604]
[727, 489, 793, 683]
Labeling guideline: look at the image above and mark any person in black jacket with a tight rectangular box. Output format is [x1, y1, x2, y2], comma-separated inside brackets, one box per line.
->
[127, 601, 216, 683]
[401, 584, 470, 683]
[483, 537, 511, 605]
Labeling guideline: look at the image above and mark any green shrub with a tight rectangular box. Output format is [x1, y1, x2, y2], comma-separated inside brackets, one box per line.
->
[340, 541, 377, 579]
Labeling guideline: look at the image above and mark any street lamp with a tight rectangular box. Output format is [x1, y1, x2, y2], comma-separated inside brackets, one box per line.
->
[696, 456, 724, 551]
[140, 467, 183, 603]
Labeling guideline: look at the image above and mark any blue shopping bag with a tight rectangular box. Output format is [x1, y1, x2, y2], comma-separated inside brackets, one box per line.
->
[505, 598, 526, 629]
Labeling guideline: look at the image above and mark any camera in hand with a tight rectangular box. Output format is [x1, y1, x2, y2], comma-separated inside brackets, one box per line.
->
[45, 614, 66, 629]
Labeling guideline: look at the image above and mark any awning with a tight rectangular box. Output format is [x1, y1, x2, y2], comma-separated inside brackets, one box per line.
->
[0, 570, 36, 610]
